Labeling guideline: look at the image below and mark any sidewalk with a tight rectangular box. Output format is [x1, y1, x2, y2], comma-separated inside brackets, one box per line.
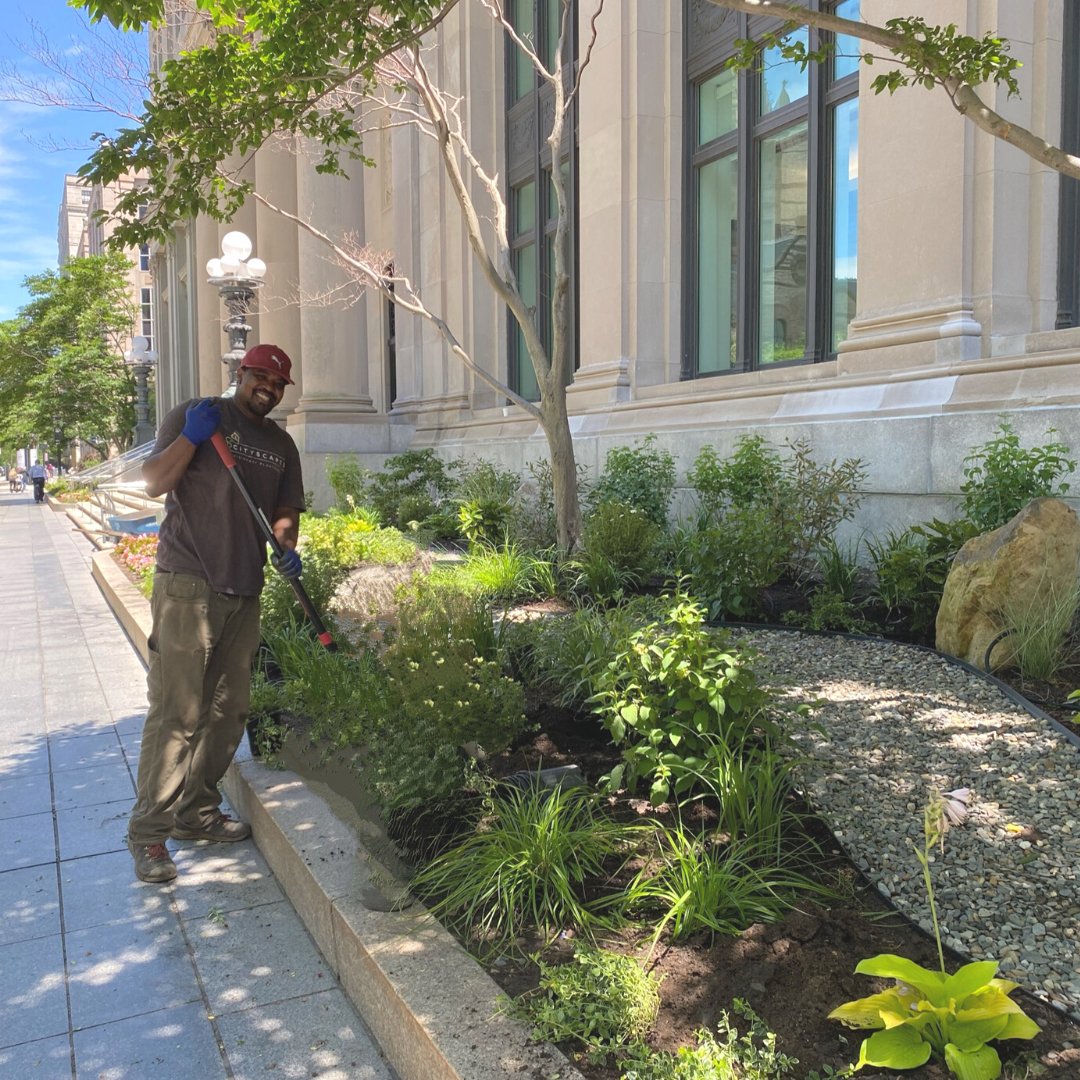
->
[0, 489, 396, 1079]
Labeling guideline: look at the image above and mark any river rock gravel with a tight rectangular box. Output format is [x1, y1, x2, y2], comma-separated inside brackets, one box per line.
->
[737, 628, 1080, 1022]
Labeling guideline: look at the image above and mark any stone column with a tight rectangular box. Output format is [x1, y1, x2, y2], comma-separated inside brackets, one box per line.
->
[570, 0, 679, 407]
[253, 137, 303, 412]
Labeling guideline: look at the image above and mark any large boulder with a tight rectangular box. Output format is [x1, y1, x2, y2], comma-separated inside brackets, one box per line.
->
[935, 497, 1080, 671]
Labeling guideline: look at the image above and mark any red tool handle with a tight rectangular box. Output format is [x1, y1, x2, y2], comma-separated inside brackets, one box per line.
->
[209, 432, 336, 651]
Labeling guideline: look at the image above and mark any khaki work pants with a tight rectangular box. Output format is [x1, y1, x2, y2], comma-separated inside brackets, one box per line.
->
[128, 571, 261, 845]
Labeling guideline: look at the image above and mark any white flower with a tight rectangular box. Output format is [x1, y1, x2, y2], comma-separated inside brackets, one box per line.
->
[941, 787, 971, 827]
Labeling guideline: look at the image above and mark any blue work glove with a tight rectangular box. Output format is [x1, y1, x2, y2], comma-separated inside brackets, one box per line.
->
[181, 398, 221, 445]
[271, 547, 302, 580]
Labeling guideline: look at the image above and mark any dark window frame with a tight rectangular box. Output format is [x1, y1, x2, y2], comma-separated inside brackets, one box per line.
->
[1057, 1, 1080, 329]
[505, 0, 578, 401]
[683, 0, 858, 378]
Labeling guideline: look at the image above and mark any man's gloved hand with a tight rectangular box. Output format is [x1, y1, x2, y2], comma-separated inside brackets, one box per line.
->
[181, 398, 221, 445]
[271, 548, 302, 580]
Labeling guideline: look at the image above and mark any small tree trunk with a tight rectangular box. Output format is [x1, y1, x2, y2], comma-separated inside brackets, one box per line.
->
[539, 390, 581, 554]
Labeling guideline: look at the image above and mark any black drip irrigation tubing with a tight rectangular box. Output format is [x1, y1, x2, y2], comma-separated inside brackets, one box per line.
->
[709, 619, 1080, 1024]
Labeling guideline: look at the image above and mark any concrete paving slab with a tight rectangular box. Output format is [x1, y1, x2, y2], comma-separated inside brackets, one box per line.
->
[187, 899, 333, 1017]
[59, 849, 175, 933]
[0, 934, 68, 1049]
[170, 842, 285, 922]
[0, 863, 61, 946]
[0, 772, 56, 820]
[51, 760, 134, 811]
[0, 736, 51, 779]
[56, 800, 129, 862]
[66, 916, 202, 1030]
[0, 1033, 72, 1076]
[48, 731, 126, 773]
[113, 713, 147, 736]
[72, 1002, 227, 1080]
[215, 988, 396, 1080]
[0, 809, 56, 871]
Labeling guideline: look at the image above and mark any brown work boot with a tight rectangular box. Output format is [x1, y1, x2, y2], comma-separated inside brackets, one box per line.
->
[128, 837, 177, 883]
[171, 812, 252, 843]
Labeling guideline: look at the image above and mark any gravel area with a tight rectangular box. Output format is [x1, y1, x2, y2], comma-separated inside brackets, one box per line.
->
[738, 628, 1080, 1022]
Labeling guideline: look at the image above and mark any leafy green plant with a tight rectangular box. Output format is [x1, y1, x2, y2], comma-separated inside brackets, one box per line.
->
[590, 435, 677, 528]
[361, 448, 459, 532]
[412, 786, 647, 945]
[575, 500, 662, 599]
[325, 454, 368, 511]
[454, 458, 522, 547]
[631, 824, 823, 945]
[783, 590, 875, 634]
[681, 438, 865, 618]
[590, 593, 774, 805]
[960, 419, 1076, 534]
[829, 788, 1040, 1077]
[458, 542, 538, 602]
[508, 945, 660, 1061]
[815, 537, 862, 602]
[621, 999, 802, 1079]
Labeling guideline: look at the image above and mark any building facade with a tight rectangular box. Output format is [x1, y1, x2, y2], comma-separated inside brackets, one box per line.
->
[151, 0, 1080, 535]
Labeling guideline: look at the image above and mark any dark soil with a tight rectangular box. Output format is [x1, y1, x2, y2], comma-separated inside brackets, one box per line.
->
[472, 704, 1080, 1080]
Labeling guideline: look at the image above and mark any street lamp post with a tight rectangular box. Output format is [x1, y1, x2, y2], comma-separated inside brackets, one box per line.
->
[124, 335, 159, 446]
[206, 231, 266, 389]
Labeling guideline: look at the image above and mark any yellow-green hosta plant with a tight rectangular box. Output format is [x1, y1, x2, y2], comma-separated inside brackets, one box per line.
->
[828, 789, 1040, 1079]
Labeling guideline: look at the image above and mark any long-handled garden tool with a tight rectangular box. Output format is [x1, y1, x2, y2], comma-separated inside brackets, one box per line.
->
[210, 432, 337, 652]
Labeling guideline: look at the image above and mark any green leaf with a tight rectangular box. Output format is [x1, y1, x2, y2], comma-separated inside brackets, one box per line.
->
[856, 1026, 932, 1070]
[854, 954, 947, 1003]
[944, 1041, 1002, 1080]
[943, 961, 1000, 1001]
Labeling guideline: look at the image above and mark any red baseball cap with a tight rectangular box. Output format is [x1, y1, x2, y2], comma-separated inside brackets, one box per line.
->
[240, 343, 294, 384]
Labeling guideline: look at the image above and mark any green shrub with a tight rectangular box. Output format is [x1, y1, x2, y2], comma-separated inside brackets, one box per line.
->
[325, 454, 367, 510]
[960, 418, 1076, 533]
[393, 570, 500, 662]
[865, 517, 977, 642]
[459, 542, 539, 603]
[997, 577, 1080, 683]
[508, 458, 569, 551]
[783, 589, 874, 634]
[589, 593, 774, 805]
[509, 597, 666, 709]
[590, 435, 676, 528]
[261, 621, 385, 747]
[362, 449, 458, 532]
[580, 500, 661, 582]
[260, 537, 347, 638]
[413, 788, 648, 945]
[454, 459, 522, 546]
[509, 945, 660, 1060]
[620, 1000, 801, 1079]
[682, 438, 865, 617]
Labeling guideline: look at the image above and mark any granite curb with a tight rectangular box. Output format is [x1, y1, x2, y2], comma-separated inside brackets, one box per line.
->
[90, 548, 584, 1080]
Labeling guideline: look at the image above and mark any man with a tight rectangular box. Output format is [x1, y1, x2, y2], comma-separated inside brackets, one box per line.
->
[127, 343, 305, 884]
[27, 460, 46, 503]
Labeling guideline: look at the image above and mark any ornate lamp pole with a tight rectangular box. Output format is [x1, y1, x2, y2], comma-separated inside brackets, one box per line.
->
[124, 335, 159, 446]
[206, 230, 266, 389]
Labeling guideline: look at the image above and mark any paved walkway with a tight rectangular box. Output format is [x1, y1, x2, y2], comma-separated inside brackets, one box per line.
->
[0, 490, 396, 1079]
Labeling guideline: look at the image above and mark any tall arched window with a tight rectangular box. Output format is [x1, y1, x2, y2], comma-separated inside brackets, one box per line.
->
[505, 0, 578, 401]
[685, 0, 859, 376]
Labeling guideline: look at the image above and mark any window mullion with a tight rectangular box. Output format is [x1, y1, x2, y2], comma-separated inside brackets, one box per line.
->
[738, 22, 755, 371]
[805, 24, 824, 362]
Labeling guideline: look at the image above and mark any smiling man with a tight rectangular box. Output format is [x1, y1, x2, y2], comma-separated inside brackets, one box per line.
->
[127, 343, 305, 884]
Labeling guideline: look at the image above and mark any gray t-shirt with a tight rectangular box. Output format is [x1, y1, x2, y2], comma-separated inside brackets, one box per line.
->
[153, 398, 305, 596]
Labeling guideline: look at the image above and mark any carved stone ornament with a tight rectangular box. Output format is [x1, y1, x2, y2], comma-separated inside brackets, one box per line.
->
[690, 0, 736, 39]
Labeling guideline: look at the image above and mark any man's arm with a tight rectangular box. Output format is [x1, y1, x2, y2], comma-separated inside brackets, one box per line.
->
[271, 506, 300, 552]
[142, 398, 220, 498]
[142, 437, 198, 498]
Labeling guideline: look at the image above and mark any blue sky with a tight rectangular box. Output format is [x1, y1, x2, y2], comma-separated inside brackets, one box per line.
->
[0, 4, 145, 320]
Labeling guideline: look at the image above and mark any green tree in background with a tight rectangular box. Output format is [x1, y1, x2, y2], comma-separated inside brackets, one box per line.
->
[0, 253, 138, 461]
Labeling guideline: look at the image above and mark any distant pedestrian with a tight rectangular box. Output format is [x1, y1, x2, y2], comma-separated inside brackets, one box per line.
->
[127, 344, 305, 884]
[28, 461, 46, 504]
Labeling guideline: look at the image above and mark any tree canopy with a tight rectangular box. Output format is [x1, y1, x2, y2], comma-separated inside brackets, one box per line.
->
[79, 0, 450, 246]
[0, 254, 138, 458]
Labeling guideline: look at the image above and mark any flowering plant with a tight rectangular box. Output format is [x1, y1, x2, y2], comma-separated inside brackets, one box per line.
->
[114, 533, 158, 596]
[828, 788, 1040, 1079]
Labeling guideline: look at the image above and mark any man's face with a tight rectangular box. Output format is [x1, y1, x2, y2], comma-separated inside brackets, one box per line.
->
[235, 366, 288, 419]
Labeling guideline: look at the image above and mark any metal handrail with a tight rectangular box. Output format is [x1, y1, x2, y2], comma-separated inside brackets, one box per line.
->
[73, 442, 154, 485]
